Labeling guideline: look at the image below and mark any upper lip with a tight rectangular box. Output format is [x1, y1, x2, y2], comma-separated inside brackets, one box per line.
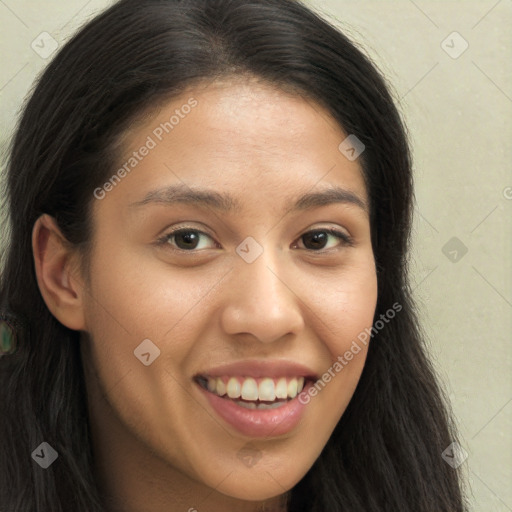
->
[195, 360, 319, 380]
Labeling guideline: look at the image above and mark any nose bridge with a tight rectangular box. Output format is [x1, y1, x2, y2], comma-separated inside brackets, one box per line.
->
[221, 238, 305, 343]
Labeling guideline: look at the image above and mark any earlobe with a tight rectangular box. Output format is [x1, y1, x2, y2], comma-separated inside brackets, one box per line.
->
[32, 214, 86, 331]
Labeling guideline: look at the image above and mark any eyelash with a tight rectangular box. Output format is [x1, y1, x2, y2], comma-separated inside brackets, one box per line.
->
[156, 226, 354, 253]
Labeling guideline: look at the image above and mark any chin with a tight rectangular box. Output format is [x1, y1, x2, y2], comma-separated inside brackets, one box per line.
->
[209, 467, 299, 501]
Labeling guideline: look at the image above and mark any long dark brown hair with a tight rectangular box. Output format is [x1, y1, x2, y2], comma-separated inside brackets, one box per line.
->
[0, 0, 467, 510]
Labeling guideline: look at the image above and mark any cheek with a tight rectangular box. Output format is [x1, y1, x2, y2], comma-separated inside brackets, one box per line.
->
[83, 244, 217, 343]
[80, 248, 222, 462]
[80, 246, 204, 397]
[81, 243, 229, 421]
[303, 256, 378, 353]
[297, 254, 378, 407]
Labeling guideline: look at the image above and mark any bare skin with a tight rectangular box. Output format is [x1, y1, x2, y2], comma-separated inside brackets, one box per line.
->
[32, 77, 378, 512]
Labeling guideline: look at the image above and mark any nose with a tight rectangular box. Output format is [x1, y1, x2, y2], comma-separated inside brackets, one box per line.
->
[220, 247, 305, 344]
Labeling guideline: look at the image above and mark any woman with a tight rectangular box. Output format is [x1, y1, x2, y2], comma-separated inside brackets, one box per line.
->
[0, 0, 467, 510]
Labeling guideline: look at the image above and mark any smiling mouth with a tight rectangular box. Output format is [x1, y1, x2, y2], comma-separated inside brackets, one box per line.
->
[195, 375, 310, 409]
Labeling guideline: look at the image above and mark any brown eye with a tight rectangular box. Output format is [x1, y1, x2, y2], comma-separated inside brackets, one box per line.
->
[173, 230, 201, 250]
[298, 229, 353, 251]
[159, 229, 217, 252]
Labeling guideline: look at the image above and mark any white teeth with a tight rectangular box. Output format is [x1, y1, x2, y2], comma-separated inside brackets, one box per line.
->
[275, 377, 288, 399]
[226, 377, 241, 399]
[287, 378, 298, 398]
[216, 378, 226, 397]
[241, 378, 259, 400]
[258, 378, 276, 401]
[203, 375, 307, 401]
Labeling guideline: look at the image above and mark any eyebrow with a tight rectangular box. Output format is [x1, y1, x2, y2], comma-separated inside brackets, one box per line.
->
[129, 183, 368, 214]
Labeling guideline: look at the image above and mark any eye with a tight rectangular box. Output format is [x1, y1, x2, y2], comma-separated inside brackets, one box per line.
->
[157, 228, 218, 252]
[156, 226, 353, 254]
[294, 228, 354, 252]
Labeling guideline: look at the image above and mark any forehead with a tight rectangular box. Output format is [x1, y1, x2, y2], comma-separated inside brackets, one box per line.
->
[105, 78, 368, 214]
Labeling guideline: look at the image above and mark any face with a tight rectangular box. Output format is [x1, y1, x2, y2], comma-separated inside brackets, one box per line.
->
[79, 78, 378, 509]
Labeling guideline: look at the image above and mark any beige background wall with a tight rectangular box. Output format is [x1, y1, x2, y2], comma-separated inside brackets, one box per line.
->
[1, 1, 511, 510]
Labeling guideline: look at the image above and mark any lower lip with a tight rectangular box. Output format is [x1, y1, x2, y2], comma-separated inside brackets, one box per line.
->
[196, 381, 312, 437]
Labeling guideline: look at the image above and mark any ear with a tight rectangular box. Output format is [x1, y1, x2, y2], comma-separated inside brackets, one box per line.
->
[32, 214, 86, 331]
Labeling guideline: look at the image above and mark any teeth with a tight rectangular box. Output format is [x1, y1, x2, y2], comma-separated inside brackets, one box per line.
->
[216, 378, 227, 397]
[287, 378, 298, 398]
[258, 378, 276, 401]
[241, 378, 259, 400]
[235, 399, 286, 410]
[257, 401, 284, 409]
[236, 400, 257, 409]
[202, 376, 307, 401]
[226, 377, 241, 399]
[275, 377, 288, 399]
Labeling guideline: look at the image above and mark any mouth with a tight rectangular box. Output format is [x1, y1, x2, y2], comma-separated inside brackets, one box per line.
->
[194, 375, 312, 410]
[192, 360, 318, 436]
